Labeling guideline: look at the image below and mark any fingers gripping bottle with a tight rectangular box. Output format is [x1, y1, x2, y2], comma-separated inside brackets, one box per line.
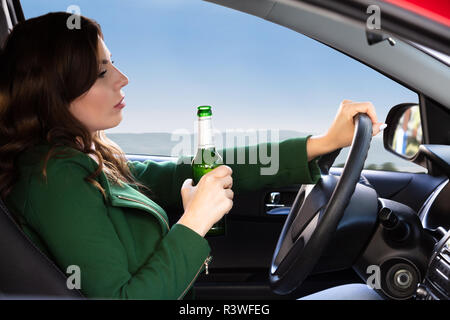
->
[191, 106, 226, 236]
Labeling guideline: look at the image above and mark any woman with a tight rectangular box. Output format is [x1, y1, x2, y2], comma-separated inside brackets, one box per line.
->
[0, 12, 384, 299]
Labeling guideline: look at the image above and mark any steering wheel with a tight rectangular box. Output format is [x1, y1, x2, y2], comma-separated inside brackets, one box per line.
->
[269, 113, 373, 295]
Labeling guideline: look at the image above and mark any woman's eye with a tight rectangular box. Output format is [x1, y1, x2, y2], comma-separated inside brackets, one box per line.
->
[98, 61, 114, 78]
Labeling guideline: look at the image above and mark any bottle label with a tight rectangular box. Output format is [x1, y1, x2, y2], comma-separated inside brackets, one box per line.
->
[197, 116, 214, 149]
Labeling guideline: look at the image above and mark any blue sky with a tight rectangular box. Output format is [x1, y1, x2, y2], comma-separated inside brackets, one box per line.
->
[21, 0, 418, 135]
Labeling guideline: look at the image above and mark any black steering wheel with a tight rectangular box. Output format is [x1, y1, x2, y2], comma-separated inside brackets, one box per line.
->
[269, 113, 373, 295]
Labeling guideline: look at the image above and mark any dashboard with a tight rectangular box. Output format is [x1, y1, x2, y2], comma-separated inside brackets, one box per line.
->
[416, 178, 450, 299]
[416, 228, 450, 300]
[419, 179, 450, 230]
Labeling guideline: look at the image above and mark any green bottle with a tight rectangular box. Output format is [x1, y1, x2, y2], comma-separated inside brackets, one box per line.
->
[192, 106, 226, 236]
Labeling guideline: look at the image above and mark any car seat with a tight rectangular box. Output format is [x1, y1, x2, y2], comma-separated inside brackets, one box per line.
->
[0, 197, 84, 299]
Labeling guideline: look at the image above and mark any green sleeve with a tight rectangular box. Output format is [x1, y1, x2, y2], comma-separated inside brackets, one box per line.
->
[127, 158, 192, 214]
[27, 159, 210, 300]
[218, 135, 322, 191]
[128, 136, 321, 213]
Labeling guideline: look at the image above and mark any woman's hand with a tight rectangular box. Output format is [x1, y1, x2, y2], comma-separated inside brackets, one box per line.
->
[178, 165, 234, 237]
[307, 100, 385, 161]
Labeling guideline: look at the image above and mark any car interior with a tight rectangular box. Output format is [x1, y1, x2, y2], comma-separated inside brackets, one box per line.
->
[0, 0, 449, 300]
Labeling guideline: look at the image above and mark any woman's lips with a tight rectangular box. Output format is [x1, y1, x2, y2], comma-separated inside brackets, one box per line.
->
[114, 97, 126, 109]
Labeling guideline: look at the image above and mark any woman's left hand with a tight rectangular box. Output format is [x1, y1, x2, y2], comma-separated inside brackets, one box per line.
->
[306, 100, 386, 161]
[325, 99, 385, 149]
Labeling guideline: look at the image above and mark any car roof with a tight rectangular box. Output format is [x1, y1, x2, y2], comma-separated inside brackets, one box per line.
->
[382, 0, 450, 27]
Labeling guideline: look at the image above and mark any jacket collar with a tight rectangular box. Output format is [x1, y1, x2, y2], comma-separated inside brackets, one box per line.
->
[102, 175, 170, 233]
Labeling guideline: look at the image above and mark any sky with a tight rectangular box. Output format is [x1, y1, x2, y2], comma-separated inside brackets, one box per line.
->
[20, 0, 419, 135]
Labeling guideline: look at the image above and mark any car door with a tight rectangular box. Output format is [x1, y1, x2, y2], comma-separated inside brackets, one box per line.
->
[15, 0, 449, 300]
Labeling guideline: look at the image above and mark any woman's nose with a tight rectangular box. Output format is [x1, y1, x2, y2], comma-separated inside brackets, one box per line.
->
[119, 71, 129, 88]
[115, 68, 129, 89]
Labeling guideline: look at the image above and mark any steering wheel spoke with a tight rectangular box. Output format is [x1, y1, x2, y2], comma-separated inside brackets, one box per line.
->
[270, 113, 374, 295]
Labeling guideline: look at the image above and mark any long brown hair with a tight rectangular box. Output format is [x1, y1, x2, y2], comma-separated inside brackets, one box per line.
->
[0, 12, 149, 202]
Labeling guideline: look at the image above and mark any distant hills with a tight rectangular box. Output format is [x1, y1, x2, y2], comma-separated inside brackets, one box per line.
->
[107, 130, 426, 173]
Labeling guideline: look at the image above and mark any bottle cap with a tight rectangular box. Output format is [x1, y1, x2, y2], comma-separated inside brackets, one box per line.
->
[197, 105, 212, 117]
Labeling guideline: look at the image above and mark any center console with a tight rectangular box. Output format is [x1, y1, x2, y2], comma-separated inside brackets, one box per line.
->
[416, 228, 450, 300]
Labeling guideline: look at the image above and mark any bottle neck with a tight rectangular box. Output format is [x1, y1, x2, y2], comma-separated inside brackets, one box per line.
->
[197, 116, 215, 149]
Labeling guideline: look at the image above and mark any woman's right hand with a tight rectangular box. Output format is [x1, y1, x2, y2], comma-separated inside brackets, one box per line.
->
[177, 165, 234, 237]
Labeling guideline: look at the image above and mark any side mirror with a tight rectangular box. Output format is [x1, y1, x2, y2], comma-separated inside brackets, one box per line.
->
[384, 103, 422, 160]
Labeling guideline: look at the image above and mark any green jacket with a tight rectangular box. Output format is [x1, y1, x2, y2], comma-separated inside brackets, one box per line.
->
[5, 136, 321, 299]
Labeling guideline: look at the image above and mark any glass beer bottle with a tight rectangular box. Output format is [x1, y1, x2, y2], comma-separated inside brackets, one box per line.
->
[192, 105, 226, 236]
